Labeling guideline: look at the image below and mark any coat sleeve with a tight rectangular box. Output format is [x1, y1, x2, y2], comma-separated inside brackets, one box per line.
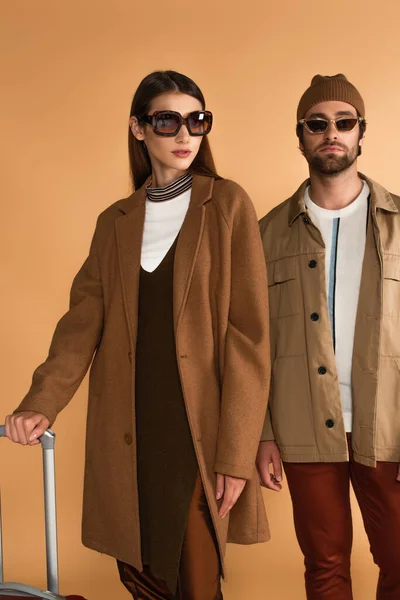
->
[214, 189, 271, 480]
[14, 222, 104, 426]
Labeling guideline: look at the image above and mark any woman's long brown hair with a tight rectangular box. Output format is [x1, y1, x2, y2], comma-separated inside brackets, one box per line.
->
[128, 71, 220, 190]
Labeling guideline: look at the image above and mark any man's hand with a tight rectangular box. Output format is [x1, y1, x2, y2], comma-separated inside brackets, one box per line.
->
[397, 463, 400, 482]
[5, 411, 50, 446]
[256, 440, 283, 491]
[215, 473, 246, 519]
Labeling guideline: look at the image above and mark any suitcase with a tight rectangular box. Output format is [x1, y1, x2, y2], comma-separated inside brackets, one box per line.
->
[0, 425, 87, 599]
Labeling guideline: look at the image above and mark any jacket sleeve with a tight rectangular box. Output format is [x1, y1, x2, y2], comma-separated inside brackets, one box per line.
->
[259, 217, 276, 442]
[14, 222, 104, 425]
[214, 189, 271, 480]
[260, 406, 275, 441]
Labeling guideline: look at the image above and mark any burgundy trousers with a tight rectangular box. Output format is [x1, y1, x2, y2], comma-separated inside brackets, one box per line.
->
[284, 440, 400, 600]
[117, 474, 222, 600]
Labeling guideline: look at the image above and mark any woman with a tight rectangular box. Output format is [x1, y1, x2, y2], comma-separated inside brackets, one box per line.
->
[5, 71, 270, 600]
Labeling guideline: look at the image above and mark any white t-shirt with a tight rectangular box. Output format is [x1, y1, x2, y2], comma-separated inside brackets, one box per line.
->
[140, 188, 191, 273]
[305, 180, 370, 432]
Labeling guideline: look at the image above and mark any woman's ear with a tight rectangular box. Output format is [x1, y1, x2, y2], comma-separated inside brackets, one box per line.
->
[129, 116, 145, 141]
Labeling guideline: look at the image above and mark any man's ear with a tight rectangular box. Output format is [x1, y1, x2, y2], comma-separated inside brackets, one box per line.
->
[129, 116, 145, 141]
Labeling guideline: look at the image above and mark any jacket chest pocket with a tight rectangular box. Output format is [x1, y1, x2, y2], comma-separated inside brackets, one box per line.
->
[267, 257, 299, 319]
[382, 255, 400, 317]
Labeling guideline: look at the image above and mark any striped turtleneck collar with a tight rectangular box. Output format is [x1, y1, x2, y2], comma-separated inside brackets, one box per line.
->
[146, 173, 193, 202]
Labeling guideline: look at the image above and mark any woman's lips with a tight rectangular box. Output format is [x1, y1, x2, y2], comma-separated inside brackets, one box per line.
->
[172, 150, 191, 158]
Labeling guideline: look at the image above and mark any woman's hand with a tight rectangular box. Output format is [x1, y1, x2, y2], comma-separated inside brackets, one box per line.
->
[215, 473, 246, 519]
[256, 440, 283, 491]
[5, 411, 50, 446]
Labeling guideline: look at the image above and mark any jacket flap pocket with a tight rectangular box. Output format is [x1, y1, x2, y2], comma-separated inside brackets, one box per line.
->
[383, 256, 400, 282]
[267, 257, 296, 285]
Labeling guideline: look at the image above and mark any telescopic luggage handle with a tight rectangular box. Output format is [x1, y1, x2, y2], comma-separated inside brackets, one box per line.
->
[0, 425, 65, 599]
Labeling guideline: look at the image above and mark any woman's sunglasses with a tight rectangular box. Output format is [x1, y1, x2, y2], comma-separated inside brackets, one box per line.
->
[298, 116, 365, 134]
[138, 110, 213, 137]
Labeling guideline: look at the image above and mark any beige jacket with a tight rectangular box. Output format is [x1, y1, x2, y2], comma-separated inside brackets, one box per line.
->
[15, 175, 271, 572]
[260, 174, 400, 467]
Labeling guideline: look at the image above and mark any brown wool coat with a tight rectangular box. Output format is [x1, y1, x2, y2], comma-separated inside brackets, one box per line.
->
[15, 175, 271, 571]
[260, 173, 400, 467]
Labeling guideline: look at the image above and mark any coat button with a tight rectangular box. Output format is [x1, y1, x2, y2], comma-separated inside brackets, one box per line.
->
[309, 260, 317, 269]
[303, 216, 310, 225]
[318, 366, 327, 375]
[325, 419, 335, 428]
[124, 433, 133, 445]
[311, 312, 320, 321]
[128, 352, 132, 362]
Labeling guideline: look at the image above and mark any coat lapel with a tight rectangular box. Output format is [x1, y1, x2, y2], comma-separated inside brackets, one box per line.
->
[114, 175, 214, 343]
[115, 184, 147, 346]
[173, 175, 214, 333]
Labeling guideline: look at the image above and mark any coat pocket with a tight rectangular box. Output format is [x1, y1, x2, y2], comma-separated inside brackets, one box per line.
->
[267, 256, 299, 319]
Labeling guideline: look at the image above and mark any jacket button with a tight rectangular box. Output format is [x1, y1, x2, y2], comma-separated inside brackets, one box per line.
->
[124, 434, 133, 445]
[128, 352, 132, 362]
[309, 260, 317, 269]
[311, 312, 320, 321]
[318, 366, 327, 375]
[303, 216, 310, 225]
[325, 419, 335, 428]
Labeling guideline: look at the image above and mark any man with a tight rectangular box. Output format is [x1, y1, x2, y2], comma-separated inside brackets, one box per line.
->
[257, 74, 400, 599]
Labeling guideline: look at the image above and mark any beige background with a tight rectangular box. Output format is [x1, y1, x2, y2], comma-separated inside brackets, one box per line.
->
[1, 1, 399, 598]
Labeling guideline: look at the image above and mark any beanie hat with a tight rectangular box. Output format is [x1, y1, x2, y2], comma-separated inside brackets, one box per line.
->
[297, 74, 365, 121]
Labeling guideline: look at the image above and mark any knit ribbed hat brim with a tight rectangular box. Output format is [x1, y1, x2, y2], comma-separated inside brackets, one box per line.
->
[297, 74, 365, 121]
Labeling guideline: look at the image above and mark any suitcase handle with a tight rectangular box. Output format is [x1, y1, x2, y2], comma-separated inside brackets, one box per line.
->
[0, 582, 64, 599]
[0, 426, 61, 597]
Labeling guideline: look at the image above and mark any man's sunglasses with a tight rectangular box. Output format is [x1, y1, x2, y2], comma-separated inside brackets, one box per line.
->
[138, 110, 213, 137]
[298, 116, 365, 134]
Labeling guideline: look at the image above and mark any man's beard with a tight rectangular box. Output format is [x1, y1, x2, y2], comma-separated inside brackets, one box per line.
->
[304, 143, 358, 175]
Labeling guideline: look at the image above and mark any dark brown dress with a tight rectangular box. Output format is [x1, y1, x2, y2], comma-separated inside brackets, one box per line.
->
[135, 237, 198, 593]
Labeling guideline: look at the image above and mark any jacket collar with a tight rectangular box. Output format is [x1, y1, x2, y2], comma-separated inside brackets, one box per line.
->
[288, 180, 309, 226]
[116, 174, 214, 215]
[360, 173, 398, 213]
[288, 172, 398, 226]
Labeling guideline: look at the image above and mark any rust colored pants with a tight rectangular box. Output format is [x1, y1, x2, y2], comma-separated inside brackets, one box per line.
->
[284, 441, 400, 600]
[117, 474, 222, 600]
